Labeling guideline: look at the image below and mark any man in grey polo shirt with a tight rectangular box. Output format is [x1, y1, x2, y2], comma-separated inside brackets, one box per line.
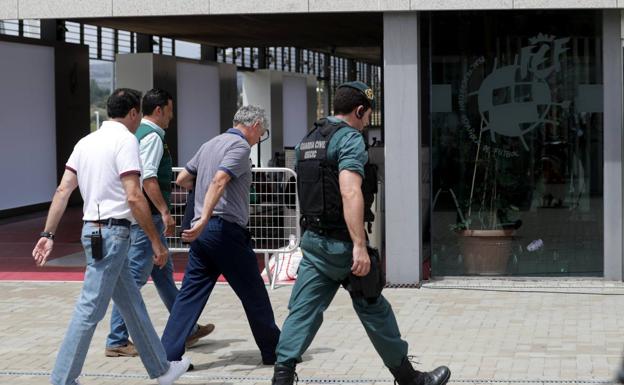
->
[161, 105, 280, 365]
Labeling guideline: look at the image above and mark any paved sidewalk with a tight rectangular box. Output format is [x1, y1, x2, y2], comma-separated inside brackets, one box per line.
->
[1, 278, 624, 385]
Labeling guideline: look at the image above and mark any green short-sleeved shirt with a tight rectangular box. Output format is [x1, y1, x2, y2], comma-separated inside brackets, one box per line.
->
[295, 116, 367, 176]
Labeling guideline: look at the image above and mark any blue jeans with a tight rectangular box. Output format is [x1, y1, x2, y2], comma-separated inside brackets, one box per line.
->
[161, 217, 280, 361]
[107, 215, 196, 348]
[51, 222, 169, 385]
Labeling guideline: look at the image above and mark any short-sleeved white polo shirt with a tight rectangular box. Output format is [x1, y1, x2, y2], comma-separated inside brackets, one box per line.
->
[65, 120, 141, 221]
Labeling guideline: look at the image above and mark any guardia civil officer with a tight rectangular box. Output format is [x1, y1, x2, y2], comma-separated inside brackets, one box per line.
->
[271, 82, 451, 385]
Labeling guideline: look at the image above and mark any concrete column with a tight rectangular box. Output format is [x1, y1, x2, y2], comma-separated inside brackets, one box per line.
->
[115, 53, 179, 163]
[604, 10, 624, 280]
[242, 70, 279, 166]
[242, 70, 316, 166]
[383, 12, 421, 284]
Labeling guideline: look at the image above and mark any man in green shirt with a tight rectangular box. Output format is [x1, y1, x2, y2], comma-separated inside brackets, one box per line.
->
[271, 82, 451, 385]
[105, 89, 214, 357]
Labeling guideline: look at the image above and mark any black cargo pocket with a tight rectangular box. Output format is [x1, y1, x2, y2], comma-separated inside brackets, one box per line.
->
[297, 161, 324, 216]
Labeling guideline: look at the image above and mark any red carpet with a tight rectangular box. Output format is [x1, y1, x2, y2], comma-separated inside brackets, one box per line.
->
[0, 208, 84, 281]
[0, 207, 274, 283]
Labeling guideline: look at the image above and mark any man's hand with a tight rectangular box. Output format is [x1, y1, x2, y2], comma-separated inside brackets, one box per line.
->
[32, 237, 54, 267]
[176, 169, 196, 190]
[162, 212, 176, 237]
[351, 244, 371, 277]
[32, 169, 78, 268]
[152, 240, 169, 268]
[181, 218, 207, 243]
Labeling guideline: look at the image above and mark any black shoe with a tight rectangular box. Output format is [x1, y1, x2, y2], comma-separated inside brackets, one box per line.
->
[617, 367, 624, 384]
[390, 357, 450, 385]
[419, 366, 451, 385]
[271, 363, 298, 385]
[187, 363, 194, 372]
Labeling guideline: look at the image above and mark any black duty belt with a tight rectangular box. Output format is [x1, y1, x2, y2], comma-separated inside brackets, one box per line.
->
[85, 218, 132, 228]
[307, 226, 351, 243]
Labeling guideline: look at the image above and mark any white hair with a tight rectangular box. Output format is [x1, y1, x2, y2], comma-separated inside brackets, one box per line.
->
[233, 105, 268, 129]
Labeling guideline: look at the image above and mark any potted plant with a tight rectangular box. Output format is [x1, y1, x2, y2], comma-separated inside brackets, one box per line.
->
[450, 132, 522, 275]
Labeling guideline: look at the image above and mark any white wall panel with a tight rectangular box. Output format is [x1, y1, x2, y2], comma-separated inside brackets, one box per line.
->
[0, 41, 56, 210]
[176, 61, 221, 165]
[282, 75, 308, 148]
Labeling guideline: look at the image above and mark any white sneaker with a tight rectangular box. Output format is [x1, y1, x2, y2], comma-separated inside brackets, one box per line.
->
[158, 356, 191, 385]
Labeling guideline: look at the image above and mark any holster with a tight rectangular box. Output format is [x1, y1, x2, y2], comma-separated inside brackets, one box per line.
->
[343, 247, 385, 303]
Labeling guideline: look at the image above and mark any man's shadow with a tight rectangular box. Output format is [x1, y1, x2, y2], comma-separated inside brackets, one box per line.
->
[191, 347, 335, 372]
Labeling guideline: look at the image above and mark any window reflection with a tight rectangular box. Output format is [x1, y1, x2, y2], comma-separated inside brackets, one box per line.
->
[427, 11, 604, 276]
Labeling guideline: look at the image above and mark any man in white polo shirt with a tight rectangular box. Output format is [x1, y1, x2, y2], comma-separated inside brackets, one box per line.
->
[32, 89, 189, 385]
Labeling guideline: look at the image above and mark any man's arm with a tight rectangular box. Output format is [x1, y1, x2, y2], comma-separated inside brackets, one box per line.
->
[181, 170, 231, 242]
[121, 174, 168, 267]
[32, 169, 79, 266]
[339, 169, 370, 277]
[139, 133, 175, 236]
[176, 169, 196, 190]
[143, 177, 175, 236]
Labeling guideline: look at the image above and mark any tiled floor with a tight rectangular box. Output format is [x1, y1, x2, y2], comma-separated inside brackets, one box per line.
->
[1, 279, 623, 384]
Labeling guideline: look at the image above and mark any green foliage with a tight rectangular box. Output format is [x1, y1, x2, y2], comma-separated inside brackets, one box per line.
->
[90, 79, 109, 110]
[90, 80, 109, 131]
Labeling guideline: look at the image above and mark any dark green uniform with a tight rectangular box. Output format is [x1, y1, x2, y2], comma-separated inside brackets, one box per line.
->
[275, 117, 408, 369]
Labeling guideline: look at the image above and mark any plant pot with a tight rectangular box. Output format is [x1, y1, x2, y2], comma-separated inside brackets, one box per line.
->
[457, 229, 514, 275]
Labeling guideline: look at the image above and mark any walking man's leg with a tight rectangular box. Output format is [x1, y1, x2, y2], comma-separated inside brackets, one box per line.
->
[150, 216, 179, 311]
[111, 258, 171, 378]
[271, 256, 341, 385]
[353, 296, 450, 385]
[106, 223, 152, 356]
[218, 231, 282, 364]
[161, 243, 220, 361]
[52, 225, 131, 385]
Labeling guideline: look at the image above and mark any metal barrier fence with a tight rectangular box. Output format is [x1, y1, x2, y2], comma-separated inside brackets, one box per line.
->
[167, 167, 300, 288]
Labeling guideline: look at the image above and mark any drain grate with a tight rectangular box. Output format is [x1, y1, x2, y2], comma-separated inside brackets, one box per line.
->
[0, 370, 614, 384]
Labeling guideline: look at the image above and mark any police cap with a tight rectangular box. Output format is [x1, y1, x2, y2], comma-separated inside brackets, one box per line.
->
[337, 81, 375, 109]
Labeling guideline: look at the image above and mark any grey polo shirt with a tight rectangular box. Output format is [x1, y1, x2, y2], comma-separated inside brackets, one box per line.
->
[186, 128, 252, 228]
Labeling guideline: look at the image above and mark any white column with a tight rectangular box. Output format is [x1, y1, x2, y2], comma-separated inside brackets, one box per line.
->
[604, 10, 624, 280]
[176, 61, 221, 165]
[242, 70, 275, 167]
[383, 12, 422, 284]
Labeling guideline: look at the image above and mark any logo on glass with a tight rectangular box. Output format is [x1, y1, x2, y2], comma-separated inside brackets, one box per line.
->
[458, 34, 571, 157]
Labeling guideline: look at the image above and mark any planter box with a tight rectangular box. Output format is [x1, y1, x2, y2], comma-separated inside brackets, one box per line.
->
[458, 229, 514, 275]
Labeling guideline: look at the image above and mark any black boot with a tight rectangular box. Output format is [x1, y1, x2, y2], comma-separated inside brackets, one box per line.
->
[389, 357, 451, 385]
[271, 363, 298, 385]
[617, 366, 624, 384]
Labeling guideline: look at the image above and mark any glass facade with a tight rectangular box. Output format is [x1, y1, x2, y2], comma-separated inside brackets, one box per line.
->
[426, 11, 604, 276]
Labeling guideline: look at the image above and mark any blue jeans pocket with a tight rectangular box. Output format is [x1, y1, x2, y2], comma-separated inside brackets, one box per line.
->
[114, 227, 130, 241]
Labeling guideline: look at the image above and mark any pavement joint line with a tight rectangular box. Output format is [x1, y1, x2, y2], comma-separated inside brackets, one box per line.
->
[421, 285, 624, 289]
[0, 371, 615, 384]
[419, 286, 624, 295]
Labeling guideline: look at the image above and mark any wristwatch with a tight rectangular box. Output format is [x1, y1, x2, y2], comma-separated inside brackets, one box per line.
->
[40, 231, 55, 240]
